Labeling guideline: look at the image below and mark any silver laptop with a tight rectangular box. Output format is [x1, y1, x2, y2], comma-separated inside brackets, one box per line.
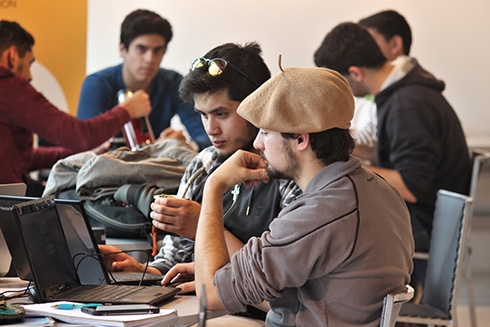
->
[12, 196, 179, 305]
[0, 183, 27, 197]
[0, 183, 26, 277]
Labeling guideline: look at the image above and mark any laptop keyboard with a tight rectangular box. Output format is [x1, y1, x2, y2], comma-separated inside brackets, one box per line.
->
[112, 272, 163, 285]
[52, 284, 143, 302]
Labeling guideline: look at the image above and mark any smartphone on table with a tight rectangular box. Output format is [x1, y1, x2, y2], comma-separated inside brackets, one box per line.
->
[81, 304, 160, 316]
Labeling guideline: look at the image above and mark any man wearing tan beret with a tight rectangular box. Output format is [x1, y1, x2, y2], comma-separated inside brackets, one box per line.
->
[163, 64, 414, 326]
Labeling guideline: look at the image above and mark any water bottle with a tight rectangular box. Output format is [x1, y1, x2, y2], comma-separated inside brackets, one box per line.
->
[117, 89, 155, 150]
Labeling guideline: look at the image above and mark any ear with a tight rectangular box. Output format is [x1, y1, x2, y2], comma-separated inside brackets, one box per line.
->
[390, 35, 405, 58]
[295, 133, 310, 152]
[347, 66, 364, 82]
[119, 43, 127, 58]
[6, 46, 19, 70]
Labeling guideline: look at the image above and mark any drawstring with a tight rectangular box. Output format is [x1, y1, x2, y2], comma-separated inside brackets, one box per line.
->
[223, 183, 255, 217]
[246, 185, 255, 216]
[223, 184, 240, 217]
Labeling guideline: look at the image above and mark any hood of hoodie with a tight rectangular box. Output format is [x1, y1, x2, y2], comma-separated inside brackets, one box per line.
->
[376, 57, 446, 107]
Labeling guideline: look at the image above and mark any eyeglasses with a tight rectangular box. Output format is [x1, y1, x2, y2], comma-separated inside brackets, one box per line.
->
[191, 57, 259, 86]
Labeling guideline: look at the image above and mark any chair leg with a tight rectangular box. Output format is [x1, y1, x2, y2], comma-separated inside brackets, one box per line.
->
[465, 246, 478, 327]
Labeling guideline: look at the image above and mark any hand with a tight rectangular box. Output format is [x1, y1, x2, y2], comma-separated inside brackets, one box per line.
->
[207, 150, 269, 194]
[150, 197, 201, 239]
[161, 263, 196, 294]
[98, 245, 157, 273]
[155, 127, 188, 145]
[118, 90, 151, 119]
[90, 140, 111, 154]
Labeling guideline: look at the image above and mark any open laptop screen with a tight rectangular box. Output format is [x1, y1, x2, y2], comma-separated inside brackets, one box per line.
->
[55, 200, 108, 285]
[14, 197, 81, 298]
[0, 196, 109, 284]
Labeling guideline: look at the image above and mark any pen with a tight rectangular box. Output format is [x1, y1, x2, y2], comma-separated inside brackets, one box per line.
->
[53, 303, 102, 310]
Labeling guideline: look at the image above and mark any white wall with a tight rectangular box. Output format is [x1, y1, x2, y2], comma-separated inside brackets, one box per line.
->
[87, 0, 490, 147]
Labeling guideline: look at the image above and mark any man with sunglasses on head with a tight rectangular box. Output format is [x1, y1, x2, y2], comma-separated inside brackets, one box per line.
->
[100, 43, 301, 299]
[77, 9, 210, 150]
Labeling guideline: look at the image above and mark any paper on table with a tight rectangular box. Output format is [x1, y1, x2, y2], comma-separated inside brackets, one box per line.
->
[6, 316, 56, 326]
[22, 302, 178, 327]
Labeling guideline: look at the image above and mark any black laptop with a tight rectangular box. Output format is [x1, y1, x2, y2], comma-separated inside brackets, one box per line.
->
[11, 196, 179, 304]
[53, 198, 164, 286]
[0, 195, 163, 285]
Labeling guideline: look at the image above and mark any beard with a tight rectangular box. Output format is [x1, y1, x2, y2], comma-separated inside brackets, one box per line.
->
[265, 165, 293, 180]
[344, 75, 370, 97]
[261, 141, 299, 181]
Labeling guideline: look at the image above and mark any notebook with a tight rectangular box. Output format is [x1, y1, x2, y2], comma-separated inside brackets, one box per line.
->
[0, 184, 26, 277]
[55, 198, 164, 286]
[11, 196, 179, 304]
[0, 195, 163, 285]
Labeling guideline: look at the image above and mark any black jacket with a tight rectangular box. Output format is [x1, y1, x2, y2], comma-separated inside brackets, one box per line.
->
[375, 59, 471, 234]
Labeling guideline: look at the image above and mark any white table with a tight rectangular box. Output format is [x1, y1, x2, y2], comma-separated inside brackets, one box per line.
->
[0, 277, 265, 326]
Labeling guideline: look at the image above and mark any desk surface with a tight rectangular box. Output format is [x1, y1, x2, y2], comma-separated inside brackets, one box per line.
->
[0, 277, 265, 327]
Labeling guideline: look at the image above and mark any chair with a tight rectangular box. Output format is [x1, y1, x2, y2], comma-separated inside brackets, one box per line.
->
[412, 149, 490, 326]
[380, 285, 414, 327]
[468, 149, 490, 200]
[462, 149, 490, 327]
[397, 190, 473, 327]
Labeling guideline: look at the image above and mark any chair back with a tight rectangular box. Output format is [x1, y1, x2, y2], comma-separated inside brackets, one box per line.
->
[380, 285, 414, 327]
[469, 149, 490, 200]
[422, 190, 473, 319]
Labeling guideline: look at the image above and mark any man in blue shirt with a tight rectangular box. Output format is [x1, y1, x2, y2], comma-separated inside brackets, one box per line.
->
[77, 9, 210, 150]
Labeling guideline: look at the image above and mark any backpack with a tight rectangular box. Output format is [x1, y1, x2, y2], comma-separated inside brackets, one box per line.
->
[44, 139, 197, 238]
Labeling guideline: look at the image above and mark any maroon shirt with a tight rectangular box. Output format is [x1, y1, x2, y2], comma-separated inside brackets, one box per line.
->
[0, 66, 130, 184]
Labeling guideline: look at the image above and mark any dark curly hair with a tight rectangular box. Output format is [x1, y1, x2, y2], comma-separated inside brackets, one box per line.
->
[120, 9, 173, 50]
[179, 42, 270, 104]
[0, 20, 34, 56]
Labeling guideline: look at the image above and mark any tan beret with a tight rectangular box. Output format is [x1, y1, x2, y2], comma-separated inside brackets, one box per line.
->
[237, 66, 354, 133]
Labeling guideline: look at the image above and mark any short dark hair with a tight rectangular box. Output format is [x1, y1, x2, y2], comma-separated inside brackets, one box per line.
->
[120, 9, 173, 50]
[282, 128, 355, 165]
[0, 20, 34, 56]
[359, 10, 412, 55]
[314, 22, 386, 75]
[179, 42, 271, 103]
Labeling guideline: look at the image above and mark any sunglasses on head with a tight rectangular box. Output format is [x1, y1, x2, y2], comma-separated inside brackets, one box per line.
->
[191, 57, 259, 86]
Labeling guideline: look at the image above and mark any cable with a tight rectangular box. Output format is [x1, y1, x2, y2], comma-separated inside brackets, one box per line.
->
[0, 280, 31, 301]
[72, 249, 152, 287]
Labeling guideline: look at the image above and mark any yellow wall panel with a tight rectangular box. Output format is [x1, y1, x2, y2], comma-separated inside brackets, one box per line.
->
[1, 0, 87, 115]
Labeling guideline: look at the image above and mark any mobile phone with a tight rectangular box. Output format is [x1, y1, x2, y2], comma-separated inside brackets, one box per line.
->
[81, 304, 160, 316]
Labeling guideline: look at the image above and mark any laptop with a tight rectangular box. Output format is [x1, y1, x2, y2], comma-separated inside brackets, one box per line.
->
[0, 231, 11, 277]
[11, 196, 179, 304]
[0, 183, 27, 197]
[0, 195, 163, 285]
[0, 184, 26, 277]
[54, 198, 164, 286]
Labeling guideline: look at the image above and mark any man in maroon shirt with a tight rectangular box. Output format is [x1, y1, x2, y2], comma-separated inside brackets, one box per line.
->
[0, 20, 151, 196]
